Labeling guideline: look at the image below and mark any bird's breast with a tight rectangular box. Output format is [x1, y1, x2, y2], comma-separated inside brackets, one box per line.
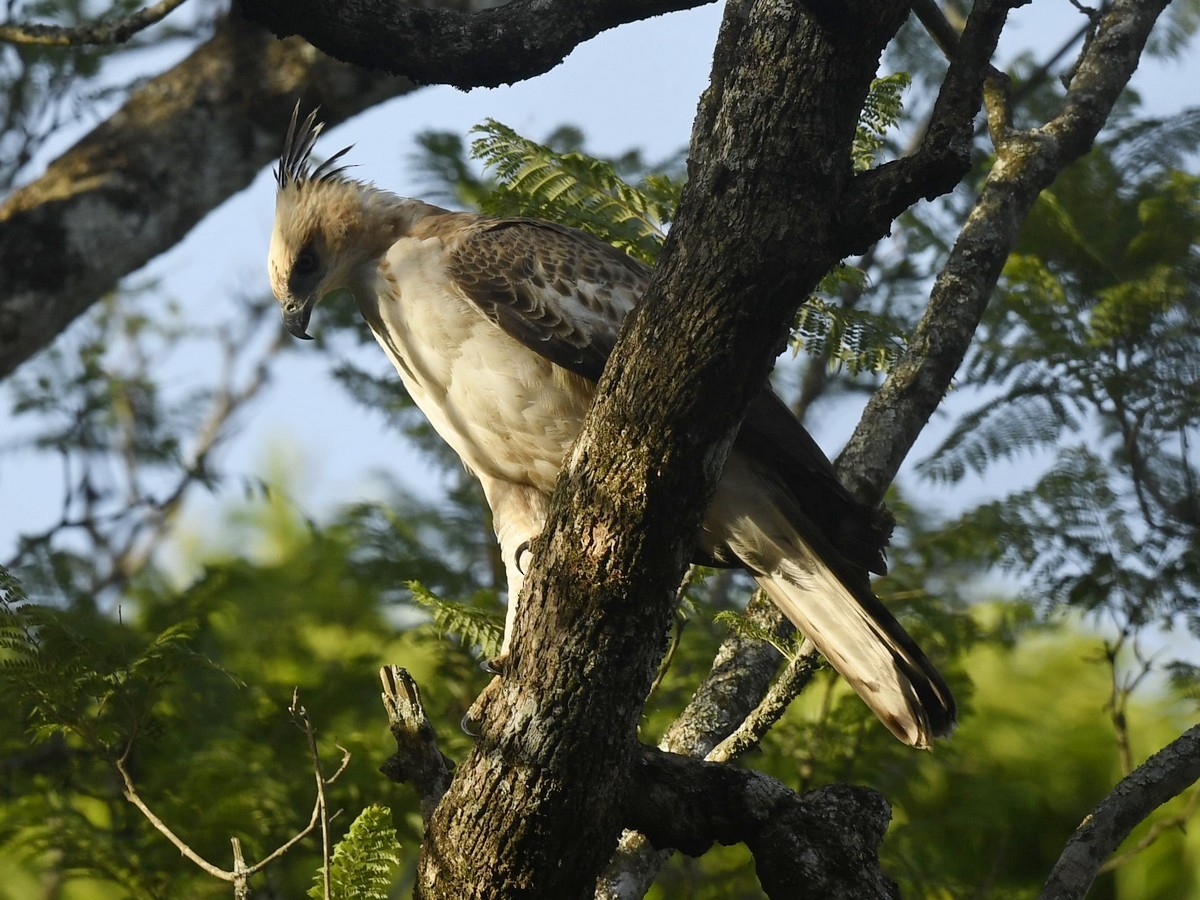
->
[364, 242, 591, 492]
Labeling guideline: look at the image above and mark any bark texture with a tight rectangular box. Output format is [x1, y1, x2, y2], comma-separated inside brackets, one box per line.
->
[626, 748, 899, 899]
[837, 0, 1173, 499]
[1040, 723, 1200, 900]
[237, 0, 714, 89]
[601, 0, 1172, 892]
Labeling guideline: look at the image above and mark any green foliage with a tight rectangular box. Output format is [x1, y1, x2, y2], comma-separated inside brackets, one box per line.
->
[470, 118, 681, 265]
[309, 804, 401, 900]
[408, 580, 504, 660]
[0, 564, 206, 751]
[713, 609, 804, 660]
[854, 73, 912, 172]
[918, 114, 1200, 642]
[791, 290, 908, 376]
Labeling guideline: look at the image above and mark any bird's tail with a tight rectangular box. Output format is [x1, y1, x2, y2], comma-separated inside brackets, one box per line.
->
[709, 458, 956, 748]
[754, 566, 956, 749]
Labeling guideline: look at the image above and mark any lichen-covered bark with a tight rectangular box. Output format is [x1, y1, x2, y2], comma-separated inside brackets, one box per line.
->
[626, 748, 899, 899]
[1040, 723, 1200, 900]
[837, 0, 1172, 500]
[0, 10, 411, 382]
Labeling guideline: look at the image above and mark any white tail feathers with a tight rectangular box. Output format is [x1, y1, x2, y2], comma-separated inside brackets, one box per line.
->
[755, 568, 955, 749]
[708, 456, 956, 748]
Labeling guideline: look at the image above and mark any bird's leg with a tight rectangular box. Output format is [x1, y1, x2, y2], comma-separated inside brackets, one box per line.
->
[489, 538, 534, 673]
[464, 538, 534, 734]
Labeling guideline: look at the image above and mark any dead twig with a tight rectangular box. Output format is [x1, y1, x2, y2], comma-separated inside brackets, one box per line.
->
[115, 691, 350, 896]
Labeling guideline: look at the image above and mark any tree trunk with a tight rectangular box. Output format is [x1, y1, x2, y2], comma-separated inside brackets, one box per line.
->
[413, 1, 1003, 895]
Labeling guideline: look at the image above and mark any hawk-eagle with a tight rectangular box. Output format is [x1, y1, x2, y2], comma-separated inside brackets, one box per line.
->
[266, 107, 955, 748]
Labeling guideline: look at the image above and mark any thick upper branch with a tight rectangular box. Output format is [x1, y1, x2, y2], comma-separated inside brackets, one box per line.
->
[0, 10, 411, 383]
[236, 0, 714, 89]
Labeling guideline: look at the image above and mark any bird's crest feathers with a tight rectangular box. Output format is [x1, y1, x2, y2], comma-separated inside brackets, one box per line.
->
[275, 103, 355, 191]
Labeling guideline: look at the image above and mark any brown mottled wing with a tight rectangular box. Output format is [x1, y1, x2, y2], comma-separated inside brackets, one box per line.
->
[443, 218, 649, 383]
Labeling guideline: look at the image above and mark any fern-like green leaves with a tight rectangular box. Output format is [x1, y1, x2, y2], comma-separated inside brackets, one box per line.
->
[854, 73, 911, 172]
[1, 564, 207, 751]
[713, 609, 807, 660]
[408, 580, 503, 659]
[309, 804, 402, 900]
[471, 119, 679, 265]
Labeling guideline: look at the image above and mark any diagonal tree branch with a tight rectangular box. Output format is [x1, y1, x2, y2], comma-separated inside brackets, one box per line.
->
[378, 666, 455, 825]
[838, 0, 1020, 251]
[837, 0, 1172, 500]
[0, 4, 475, 383]
[0, 0, 191, 46]
[1039, 723, 1200, 900]
[235, 0, 715, 90]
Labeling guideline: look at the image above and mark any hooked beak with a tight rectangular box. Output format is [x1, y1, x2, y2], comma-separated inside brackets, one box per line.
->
[280, 297, 315, 340]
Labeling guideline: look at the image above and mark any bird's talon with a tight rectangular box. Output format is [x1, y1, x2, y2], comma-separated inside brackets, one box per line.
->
[515, 540, 532, 575]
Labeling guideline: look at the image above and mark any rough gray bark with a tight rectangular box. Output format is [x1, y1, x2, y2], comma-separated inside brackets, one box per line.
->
[837, 0, 1173, 499]
[237, 0, 714, 89]
[626, 748, 899, 899]
[412, 0, 1003, 896]
[1040, 723, 1200, 900]
[380, 666, 900, 899]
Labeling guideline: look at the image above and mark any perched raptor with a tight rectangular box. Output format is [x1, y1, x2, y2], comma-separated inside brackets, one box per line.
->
[267, 108, 956, 748]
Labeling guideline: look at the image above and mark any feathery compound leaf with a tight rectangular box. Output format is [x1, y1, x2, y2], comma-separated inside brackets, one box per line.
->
[792, 294, 907, 376]
[918, 387, 1080, 483]
[854, 72, 911, 172]
[407, 581, 503, 658]
[0, 566, 213, 751]
[714, 610, 805, 660]
[470, 119, 679, 265]
[309, 804, 401, 900]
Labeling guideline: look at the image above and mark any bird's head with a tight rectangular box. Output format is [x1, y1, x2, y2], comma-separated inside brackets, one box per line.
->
[267, 105, 374, 340]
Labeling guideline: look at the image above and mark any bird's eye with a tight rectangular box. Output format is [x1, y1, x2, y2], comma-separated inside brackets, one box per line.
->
[294, 248, 320, 277]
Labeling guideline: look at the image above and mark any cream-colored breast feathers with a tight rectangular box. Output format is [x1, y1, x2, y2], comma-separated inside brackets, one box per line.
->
[359, 219, 600, 492]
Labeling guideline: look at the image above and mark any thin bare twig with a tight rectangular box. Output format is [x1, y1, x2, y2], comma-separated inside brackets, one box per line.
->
[291, 688, 351, 900]
[115, 750, 233, 883]
[0, 0, 190, 46]
[708, 639, 820, 764]
[115, 694, 351, 894]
